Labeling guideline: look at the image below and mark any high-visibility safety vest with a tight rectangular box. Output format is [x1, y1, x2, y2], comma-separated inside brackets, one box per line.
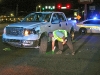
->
[53, 29, 67, 42]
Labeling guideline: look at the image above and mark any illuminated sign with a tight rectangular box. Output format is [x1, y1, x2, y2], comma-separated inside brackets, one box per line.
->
[89, 6, 95, 10]
[76, 15, 81, 20]
[78, 0, 93, 4]
[61, 7, 66, 9]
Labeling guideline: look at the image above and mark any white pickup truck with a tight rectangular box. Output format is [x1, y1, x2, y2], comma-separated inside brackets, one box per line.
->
[2, 12, 77, 53]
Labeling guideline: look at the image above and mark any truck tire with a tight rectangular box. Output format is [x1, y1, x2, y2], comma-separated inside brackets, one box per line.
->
[70, 29, 74, 41]
[39, 36, 48, 54]
[79, 28, 87, 34]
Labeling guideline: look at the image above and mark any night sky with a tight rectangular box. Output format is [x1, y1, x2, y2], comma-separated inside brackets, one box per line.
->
[0, 0, 79, 11]
[0, 0, 100, 15]
[0, 0, 37, 11]
[0, 0, 79, 15]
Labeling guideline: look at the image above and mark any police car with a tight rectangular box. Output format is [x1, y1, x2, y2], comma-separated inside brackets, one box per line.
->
[77, 19, 100, 34]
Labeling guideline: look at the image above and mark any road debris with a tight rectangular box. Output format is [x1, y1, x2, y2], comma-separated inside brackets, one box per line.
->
[3, 48, 11, 51]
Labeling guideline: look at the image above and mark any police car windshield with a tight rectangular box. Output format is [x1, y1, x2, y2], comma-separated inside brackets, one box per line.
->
[22, 13, 52, 22]
[83, 19, 100, 24]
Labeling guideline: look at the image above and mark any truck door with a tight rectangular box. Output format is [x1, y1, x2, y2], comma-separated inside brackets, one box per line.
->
[57, 13, 70, 31]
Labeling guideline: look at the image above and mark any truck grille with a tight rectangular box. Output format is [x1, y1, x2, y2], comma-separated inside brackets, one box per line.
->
[6, 27, 23, 36]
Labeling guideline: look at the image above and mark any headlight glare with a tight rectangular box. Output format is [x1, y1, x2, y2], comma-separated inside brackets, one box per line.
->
[24, 29, 30, 36]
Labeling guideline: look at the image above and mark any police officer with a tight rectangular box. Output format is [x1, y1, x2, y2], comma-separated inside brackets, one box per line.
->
[49, 29, 75, 55]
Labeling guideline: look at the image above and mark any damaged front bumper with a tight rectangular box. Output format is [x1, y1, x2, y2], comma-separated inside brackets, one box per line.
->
[2, 38, 39, 48]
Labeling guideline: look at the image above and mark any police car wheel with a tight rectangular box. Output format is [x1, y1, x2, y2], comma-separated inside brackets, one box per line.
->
[79, 28, 87, 34]
[39, 36, 48, 54]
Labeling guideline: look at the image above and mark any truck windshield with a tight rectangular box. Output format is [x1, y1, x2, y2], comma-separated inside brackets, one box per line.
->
[22, 13, 52, 22]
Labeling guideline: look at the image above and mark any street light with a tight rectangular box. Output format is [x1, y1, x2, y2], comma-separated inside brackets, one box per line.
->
[38, 5, 41, 8]
[36, 5, 41, 12]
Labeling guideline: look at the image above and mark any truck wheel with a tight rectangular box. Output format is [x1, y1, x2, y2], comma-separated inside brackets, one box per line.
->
[70, 30, 74, 40]
[39, 36, 48, 54]
[79, 28, 87, 34]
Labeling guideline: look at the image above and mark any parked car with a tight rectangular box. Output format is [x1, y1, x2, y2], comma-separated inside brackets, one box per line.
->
[77, 19, 100, 34]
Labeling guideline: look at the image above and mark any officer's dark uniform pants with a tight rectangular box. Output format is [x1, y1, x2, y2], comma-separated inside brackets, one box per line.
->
[58, 36, 74, 53]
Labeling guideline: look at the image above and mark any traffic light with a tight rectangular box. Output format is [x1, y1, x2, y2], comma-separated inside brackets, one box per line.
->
[42, 8, 45, 10]
[57, 4, 62, 9]
[42, 6, 55, 11]
[66, 4, 70, 9]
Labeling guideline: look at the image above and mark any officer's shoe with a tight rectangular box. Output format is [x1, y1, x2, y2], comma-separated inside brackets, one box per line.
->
[56, 50, 62, 54]
[52, 51, 55, 54]
[72, 52, 75, 55]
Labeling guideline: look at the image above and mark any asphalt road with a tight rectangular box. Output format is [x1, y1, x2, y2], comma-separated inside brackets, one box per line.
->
[0, 32, 100, 75]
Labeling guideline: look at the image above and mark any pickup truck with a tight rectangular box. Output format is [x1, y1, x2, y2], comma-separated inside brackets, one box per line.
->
[2, 12, 77, 54]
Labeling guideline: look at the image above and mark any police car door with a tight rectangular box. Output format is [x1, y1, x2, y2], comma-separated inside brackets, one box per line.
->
[50, 13, 61, 31]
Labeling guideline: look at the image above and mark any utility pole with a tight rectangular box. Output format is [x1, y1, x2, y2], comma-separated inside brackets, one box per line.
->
[84, 4, 87, 20]
[16, 4, 18, 17]
[78, 0, 93, 20]
[36, 4, 41, 12]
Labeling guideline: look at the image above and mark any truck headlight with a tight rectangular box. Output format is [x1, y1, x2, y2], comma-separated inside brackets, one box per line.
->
[24, 28, 40, 36]
[24, 29, 30, 36]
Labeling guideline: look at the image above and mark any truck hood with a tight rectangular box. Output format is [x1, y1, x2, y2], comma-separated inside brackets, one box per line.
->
[6, 22, 47, 28]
